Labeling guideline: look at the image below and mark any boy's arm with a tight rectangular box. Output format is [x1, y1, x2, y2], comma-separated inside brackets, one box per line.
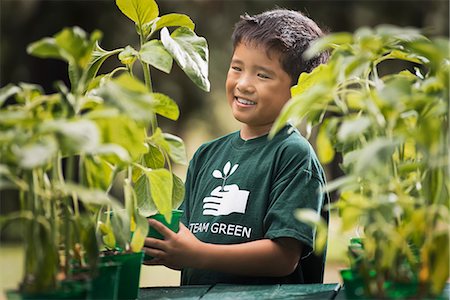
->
[143, 219, 302, 277]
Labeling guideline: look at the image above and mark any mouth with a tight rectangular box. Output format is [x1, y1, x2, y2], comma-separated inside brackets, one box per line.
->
[235, 97, 256, 106]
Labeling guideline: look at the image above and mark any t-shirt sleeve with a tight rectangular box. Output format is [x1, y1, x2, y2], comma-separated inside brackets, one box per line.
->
[264, 144, 325, 257]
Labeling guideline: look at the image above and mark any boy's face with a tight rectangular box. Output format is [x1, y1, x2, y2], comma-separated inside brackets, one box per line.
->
[226, 42, 292, 135]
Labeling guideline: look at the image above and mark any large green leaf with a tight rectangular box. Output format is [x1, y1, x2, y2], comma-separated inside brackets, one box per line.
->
[163, 133, 187, 165]
[116, 0, 159, 28]
[135, 174, 157, 217]
[27, 37, 64, 60]
[95, 74, 155, 125]
[92, 114, 147, 162]
[147, 168, 173, 222]
[41, 119, 100, 155]
[130, 212, 148, 252]
[150, 93, 179, 120]
[140, 40, 173, 73]
[143, 143, 165, 169]
[15, 136, 58, 169]
[172, 173, 185, 210]
[161, 27, 210, 92]
[82, 156, 114, 190]
[143, 13, 195, 38]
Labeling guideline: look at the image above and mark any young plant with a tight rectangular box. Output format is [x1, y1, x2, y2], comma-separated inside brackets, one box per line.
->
[272, 25, 449, 298]
[0, 0, 209, 294]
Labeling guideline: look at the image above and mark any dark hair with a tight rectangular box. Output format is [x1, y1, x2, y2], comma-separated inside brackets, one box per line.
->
[232, 9, 329, 85]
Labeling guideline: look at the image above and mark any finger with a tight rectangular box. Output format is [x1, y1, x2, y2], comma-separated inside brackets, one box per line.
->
[148, 218, 175, 239]
[203, 196, 221, 203]
[143, 245, 165, 259]
[203, 203, 219, 210]
[142, 257, 163, 266]
[203, 209, 219, 216]
[144, 236, 166, 249]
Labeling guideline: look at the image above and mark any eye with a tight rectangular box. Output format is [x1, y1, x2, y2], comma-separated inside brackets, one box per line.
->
[257, 73, 270, 79]
[231, 66, 241, 72]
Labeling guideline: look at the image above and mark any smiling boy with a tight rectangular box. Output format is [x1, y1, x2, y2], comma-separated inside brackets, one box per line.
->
[143, 8, 329, 285]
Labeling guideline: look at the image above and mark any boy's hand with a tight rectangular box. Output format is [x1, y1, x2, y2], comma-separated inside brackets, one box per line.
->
[203, 184, 249, 216]
[142, 220, 204, 270]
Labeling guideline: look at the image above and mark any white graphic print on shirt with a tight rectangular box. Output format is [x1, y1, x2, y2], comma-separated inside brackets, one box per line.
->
[202, 161, 250, 216]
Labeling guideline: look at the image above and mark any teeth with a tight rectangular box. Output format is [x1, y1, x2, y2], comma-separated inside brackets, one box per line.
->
[236, 97, 256, 105]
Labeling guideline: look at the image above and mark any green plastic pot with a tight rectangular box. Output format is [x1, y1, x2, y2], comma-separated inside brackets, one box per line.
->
[340, 268, 366, 299]
[144, 210, 183, 261]
[90, 261, 121, 299]
[100, 251, 144, 300]
[6, 279, 90, 300]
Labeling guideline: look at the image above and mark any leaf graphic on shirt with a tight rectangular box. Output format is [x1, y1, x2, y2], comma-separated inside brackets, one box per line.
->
[223, 161, 231, 176]
[229, 164, 238, 176]
[212, 170, 222, 178]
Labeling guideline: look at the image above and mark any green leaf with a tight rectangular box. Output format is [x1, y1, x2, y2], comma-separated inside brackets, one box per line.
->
[0, 84, 20, 107]
[41, 119, 100, 155]
[148, 127, 170, 154]
[54, 26, 96, 67]
[82, 156, 114, 190]
[140, 40, 173, 73]
[163, 133, 187, 165]
[15, 136, 58, 169]
[172, 173, 185, 210]
[95, 74, 155, 125]
[130, 212, 148, 252]
[354, 138, 399, 174]
[337, 117, 372, 142]
[147, 168, 173, 222]
[86, 43, 122, 83]
[27, 37, 63, 60]
[161, 27, 210, 92]
[143, 144, 165, 169]
[116, 0, 159, 27]
[316, 125, 335, 164]
[150, 93, 179, 120]
[92, 114, 147, 162]
[304, 32, 353, 59]
[144, 13, 195, 38]
[119, 45, 139, 65]
[295, 209, 327, 254]
[135, 174, 157, 217]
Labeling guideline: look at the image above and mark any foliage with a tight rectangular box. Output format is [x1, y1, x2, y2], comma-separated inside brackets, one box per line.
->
[272, 25, 449, 297]
[0, 0, 208, 294]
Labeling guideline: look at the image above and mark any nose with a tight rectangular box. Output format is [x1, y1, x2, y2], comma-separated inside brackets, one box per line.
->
[236, 74, 255, 94]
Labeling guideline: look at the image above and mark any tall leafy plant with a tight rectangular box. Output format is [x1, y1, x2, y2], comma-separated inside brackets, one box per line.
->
[0, 0, 209, 294]
[271, 25, 449, 297]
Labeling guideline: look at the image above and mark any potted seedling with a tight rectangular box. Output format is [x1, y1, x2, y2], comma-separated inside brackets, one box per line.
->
[1, 0, 209, 298]
[271, 25, 449, 298]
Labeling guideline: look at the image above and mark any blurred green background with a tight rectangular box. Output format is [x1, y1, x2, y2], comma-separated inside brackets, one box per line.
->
[1, 0, 448, 294]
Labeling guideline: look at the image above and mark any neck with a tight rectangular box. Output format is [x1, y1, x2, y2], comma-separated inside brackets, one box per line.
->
[240, 124, 272, 140]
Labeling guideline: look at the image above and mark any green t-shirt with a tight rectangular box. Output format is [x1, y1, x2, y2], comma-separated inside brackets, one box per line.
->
[180, 124, 327, 285]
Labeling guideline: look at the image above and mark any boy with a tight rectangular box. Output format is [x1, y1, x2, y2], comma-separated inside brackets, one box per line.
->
[143, 8, 329, 285]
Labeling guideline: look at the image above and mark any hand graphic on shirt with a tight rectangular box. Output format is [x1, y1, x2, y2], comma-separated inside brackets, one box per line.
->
[203, 184, 250, 216]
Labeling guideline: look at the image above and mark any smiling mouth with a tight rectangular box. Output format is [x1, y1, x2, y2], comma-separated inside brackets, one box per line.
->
[235, 97, 256, 105]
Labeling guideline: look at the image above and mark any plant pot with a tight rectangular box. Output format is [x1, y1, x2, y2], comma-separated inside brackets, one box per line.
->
[144, 210, 183, 261]
[340, 268, 448, 299]
[90, 261, 122, 300]
[340, 268, 367, 299]
[6, 279, 91, 300]
[100, 251, 144, 300]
